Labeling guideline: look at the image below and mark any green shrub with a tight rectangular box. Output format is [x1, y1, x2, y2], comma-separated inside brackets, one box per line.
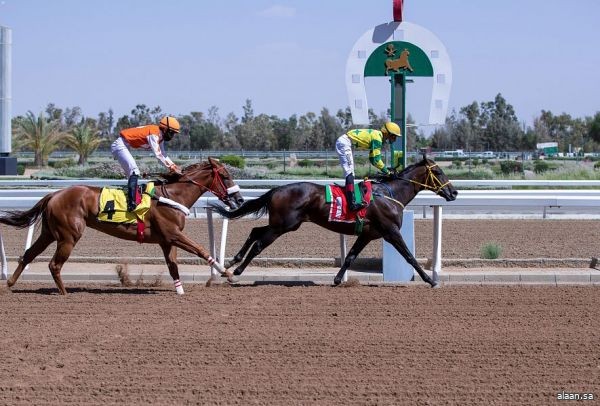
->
[220, 155, 245, 169]
[480, 243, 502, 259]
[17, 163, 26, 175]
[451, 159, 462, 169]
[533, 160, 550, 173]
[594, 161, 600, 171]
[298, 159, 315, 167]
[500, 160, 523, 175]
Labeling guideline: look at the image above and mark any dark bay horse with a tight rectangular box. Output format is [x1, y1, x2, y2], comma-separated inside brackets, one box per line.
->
[0, 157, 244, 295]
[212, 156, 457, 287]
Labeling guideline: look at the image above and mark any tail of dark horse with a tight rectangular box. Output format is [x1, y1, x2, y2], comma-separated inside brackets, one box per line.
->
[0, 194, 51, 229]
[211, 188, 276, 219]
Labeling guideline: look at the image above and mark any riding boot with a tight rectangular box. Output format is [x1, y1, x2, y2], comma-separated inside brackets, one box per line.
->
[345, 174, 365, 212]
[127, 174, 139, 212]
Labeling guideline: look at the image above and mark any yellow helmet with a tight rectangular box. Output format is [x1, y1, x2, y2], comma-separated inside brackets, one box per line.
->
[159, 116, 181, 134]
[381, 121, 401, 137]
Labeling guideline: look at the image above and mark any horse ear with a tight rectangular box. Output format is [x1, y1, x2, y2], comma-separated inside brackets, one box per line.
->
[419, 147, 428, 161]
[208, 156, 218, 166]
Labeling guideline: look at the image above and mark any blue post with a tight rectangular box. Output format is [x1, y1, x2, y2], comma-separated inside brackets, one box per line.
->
[382, 210, 415, 281]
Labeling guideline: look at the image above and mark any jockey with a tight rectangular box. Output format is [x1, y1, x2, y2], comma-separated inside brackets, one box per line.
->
[335, 121, 401, 211]
[111, 116, 182, 212]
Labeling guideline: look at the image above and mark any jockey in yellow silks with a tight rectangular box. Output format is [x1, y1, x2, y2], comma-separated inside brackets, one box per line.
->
[335, 122, 401, 211]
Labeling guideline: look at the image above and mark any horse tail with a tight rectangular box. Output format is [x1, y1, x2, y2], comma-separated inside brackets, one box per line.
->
[210, 188, 276, 220]
[0, 193, 52, 229]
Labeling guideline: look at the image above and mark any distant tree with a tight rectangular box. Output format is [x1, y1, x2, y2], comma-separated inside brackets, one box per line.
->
[63, 123, 103, 165]
[588, 112, 600, 144]
[13, 111, 66, 167]
[114, 104, 162, 134]
[97, 109, 115, 139]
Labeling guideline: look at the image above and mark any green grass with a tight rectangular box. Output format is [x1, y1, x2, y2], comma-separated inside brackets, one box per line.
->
[480, 242, 503, 259]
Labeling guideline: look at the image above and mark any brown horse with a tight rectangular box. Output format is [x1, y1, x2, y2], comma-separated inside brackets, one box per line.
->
[0, 157, 244, 295]
[211, 155, 457, 287]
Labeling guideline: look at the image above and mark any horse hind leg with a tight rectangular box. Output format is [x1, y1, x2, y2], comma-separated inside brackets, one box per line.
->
[160, 244, 183, 294]
[225, 225, 270, 269]
[232, 227, 283, 276]
[7, 227, 55, 289]
[48, 240, 76, 295]
[334, 234, 370, 285]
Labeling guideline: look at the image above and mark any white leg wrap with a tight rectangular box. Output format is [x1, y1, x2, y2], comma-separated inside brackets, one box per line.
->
[174, 279, 184, 295]
[210, 259, 225, 274]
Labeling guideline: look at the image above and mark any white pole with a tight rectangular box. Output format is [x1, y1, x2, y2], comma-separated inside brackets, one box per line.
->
[339, 234, 348, 282]
[23, 224, 34, 271]
[0, 232, 7, 280]
[430, 205, 443, 282]
[206, 208, 218, 278]
[219, 218, 228, 267]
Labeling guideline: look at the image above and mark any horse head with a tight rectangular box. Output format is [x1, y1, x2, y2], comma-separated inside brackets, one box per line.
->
[392, 154, 458, 202]
[168, 157, 245, 209]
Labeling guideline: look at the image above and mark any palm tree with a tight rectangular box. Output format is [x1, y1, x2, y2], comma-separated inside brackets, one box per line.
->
[13, 111, 66, 167]
[63, 124, 103, 165]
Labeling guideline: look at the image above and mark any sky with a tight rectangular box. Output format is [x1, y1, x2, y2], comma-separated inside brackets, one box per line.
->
[1, 0, 599, 128]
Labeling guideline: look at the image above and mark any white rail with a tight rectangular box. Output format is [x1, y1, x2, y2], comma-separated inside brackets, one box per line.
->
[2, 189, 600, 281]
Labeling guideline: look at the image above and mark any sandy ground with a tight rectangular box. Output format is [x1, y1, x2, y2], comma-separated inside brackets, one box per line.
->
[1, 218, 599, 262]
[0, 283, 597, 405]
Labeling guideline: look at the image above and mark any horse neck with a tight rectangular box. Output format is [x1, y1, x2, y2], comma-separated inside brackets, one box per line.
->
[160, 171, 212, 208]
[389, 167, 426, 205]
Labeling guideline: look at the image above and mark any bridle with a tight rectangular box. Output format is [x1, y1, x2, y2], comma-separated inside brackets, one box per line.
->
[409, 163, 450, 193]
[179, 164, 240, 201]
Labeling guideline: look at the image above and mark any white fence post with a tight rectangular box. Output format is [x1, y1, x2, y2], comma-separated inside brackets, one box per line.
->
[0, 232, 7, 280]
[430, 205, 443, 281]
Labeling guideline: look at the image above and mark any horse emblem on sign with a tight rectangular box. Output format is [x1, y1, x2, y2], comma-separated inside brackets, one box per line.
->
[384, 44, 414, 75]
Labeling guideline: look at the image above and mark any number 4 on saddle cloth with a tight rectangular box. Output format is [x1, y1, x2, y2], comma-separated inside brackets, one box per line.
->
[325, 180, 373, 234]
[97, 182, 156, 243]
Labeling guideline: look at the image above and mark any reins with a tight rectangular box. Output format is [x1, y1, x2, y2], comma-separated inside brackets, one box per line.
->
[178, 164, 240, 200]
[374, 162, 448, 207]
[407, 163, 450, 193]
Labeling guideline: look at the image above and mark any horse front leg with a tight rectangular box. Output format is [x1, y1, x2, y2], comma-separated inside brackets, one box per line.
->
[168, 231, 238, 284]
[384, 231, 438, 288]
[334, 234, 371, 285]
[224, 225, 270, 269]
[160, 243, 183, 294]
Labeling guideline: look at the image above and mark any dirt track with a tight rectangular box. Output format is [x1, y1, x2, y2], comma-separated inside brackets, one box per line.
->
[1, 218, 599, 261]
[0, 283, 598, 405]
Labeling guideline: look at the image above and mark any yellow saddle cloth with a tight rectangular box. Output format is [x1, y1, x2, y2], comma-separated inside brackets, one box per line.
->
[98, 182, 155, 224]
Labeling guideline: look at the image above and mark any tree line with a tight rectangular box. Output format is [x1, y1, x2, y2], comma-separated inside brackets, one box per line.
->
[11, 94, 600, 167]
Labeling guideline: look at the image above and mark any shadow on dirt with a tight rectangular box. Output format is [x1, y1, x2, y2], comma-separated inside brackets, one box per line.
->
[10, 287, 165, 295]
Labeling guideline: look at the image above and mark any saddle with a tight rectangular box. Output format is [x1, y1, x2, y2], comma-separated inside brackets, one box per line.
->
[325, 180, 373, 234]
[97, 182, 156, 243]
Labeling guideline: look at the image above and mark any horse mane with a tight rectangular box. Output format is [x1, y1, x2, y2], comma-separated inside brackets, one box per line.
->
[154, 161, 213, 185]
[371, 157, 429, 183]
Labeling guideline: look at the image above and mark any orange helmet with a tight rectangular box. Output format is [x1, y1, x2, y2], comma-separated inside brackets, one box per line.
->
[159, 116, 180, 134]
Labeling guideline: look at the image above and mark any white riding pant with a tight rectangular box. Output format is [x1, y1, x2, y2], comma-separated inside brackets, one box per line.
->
[111, 137, 140, 177]
[335, 134, 354, 177]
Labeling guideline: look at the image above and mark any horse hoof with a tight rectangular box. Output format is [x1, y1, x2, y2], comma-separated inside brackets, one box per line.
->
[333, 278, 342, 286]
[431, 282, 441, 289]
[227, 275, 240, 284]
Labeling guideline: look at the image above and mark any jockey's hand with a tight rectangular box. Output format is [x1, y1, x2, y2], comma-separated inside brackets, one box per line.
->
[169, 164, 182, 175]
